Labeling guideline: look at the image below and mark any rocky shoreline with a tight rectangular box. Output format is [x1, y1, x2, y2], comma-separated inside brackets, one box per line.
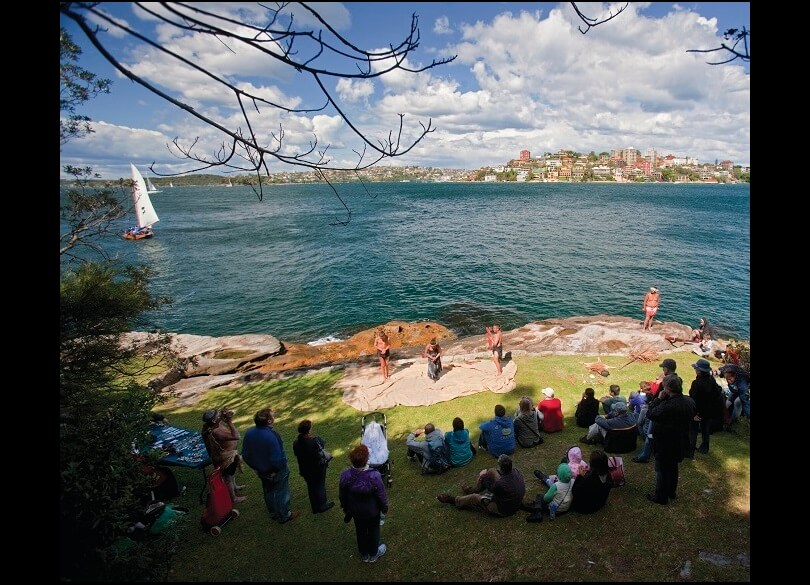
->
[127, 314, 701, 406]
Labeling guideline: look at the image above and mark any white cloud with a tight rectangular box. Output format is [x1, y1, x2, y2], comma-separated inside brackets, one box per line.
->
[335, 78, 375, 103]
[434, 16, 453, 35]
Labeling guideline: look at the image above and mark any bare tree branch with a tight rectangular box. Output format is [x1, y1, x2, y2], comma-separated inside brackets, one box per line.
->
[60, 2, 457, 217]
[687, 26, 750, 65]
[570, 2, 628, 35]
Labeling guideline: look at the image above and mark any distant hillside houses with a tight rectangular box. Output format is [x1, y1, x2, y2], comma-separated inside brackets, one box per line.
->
[468, 148, 750, 183]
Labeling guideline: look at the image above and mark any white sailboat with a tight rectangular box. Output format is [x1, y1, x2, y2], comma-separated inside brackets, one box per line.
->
[226, 177, 233, 188]
[146, 175, 161, 193]
[169, 181, 174, 188]
[123, 164, 160, 240]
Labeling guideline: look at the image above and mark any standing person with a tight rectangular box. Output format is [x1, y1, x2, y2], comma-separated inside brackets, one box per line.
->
[292, 419, 335, 514]
[486, 323, 503, 376]
[478, 404, 516, 456]
[687, 360, 723, 455]
[537, 388, 564, 433]
[373, 328, 391, 381]
[339, 444, 389, 563]
[241, 408, 300, 524]
[642, 286, 661, 331]
[202, 408, 247, 504]
[645, 375, 696, 505]
[422, 338, 443, 381]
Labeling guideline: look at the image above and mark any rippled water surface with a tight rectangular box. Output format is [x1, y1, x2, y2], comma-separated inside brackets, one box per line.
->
[80, 181, 750, 342]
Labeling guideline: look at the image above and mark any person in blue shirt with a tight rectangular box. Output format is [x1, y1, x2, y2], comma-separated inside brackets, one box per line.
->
[241, 407, 299, 523]
[478, 404, 515, 457]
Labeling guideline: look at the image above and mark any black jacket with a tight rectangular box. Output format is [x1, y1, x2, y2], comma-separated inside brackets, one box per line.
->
[648, 393, 696, 463]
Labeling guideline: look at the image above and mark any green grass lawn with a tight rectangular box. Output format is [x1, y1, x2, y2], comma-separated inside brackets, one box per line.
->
[158, 351, 750, 581]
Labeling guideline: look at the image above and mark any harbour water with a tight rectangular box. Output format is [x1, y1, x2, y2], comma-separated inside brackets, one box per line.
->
[70, 181, 750, 343]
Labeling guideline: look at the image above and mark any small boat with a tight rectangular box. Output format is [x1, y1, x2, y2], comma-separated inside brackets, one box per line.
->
[226, 178, 233, 188]
[169, 181, 174, 188]
[146, 176, 161, 193]
[123, 164, 160, 240]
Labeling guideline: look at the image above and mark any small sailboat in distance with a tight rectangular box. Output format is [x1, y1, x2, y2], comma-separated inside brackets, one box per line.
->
[123, 164, 160, 240]
[146, 175, 161, 193]
[226, 177, 233, 188]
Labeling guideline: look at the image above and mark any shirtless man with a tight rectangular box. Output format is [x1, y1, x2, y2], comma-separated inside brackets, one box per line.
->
[374, 328, 391, 380]
[486, 323, 503, 376]
[642, 287, 660, 331]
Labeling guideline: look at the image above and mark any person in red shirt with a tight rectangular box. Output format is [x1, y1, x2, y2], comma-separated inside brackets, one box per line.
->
[537, 387, 564, 433]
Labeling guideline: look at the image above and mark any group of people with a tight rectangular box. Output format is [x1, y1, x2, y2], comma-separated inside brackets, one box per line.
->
[184, 345, 747, 562]
[373, 323, 506, 382]
[436, 445, 616, 522]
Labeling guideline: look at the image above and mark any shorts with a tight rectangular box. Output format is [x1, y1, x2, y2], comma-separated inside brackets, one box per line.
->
[645, 306, 658, 316]
[492, 345, 503, 360]
[377, 349, 390, 359]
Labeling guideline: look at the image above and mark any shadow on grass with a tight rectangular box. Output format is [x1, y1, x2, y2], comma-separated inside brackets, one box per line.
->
[157, 351, 749, 582]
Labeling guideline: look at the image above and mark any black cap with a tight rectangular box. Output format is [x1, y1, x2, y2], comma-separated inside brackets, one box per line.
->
[659, 358, 677, 371]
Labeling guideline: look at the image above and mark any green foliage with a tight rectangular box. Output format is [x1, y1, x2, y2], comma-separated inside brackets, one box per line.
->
[60, 261, 179, 580]
[60, 28, 111, 146]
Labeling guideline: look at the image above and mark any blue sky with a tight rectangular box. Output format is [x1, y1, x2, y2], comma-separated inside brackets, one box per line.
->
[60, 2, 750, 179]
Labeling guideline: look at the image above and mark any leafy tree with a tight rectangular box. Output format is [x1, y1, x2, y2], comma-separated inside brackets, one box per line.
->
[60, 28, 182, 582]
[60, 26, 111, 146]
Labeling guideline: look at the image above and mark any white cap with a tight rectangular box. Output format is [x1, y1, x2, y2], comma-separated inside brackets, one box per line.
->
[650, 287, 658, 293]
[541, 387, 555, 398]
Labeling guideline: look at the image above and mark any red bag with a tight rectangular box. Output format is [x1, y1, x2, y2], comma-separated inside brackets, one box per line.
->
[201, 467, 232, 528]
[607, 456, 625, 487]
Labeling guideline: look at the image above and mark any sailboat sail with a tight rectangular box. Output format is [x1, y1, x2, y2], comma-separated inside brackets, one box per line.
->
[146, 176, 161, 193]
[131, 164, 160, 229]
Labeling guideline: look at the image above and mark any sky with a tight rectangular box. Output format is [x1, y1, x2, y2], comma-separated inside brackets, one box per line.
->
[60, 2, 750, 179]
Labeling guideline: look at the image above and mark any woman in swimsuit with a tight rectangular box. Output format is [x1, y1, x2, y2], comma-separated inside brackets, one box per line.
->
[423, 338, 443, 381]
[486, 323, 503, 376]
[374, 329, 391, 380]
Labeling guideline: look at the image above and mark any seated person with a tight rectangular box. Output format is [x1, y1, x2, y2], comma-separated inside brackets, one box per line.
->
[478, 405, 516, 457]
[537, 387, 564, 433]
[628, 390, 646, 415]
[436, 454, 526, 517]
[575, 387, 600, 428]
[599, 384, 625, 415]
[406, 423, 445, 464]
[513, 397, 543, 447]
[528, 462, 575, 521]
[423, 338, 443, 381]
[571, 450, 613, 514]
[445, 417, 475, 467]
[580, 401, 637, 445]
[691, 317, 716, 342]
[134, 453, 185, 502]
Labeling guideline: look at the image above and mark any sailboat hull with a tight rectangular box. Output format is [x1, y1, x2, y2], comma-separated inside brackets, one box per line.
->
[122, 229, 153, 240]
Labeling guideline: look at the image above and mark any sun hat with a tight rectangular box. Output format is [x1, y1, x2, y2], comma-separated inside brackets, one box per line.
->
[692, 359, 712, 373]
[541, 387, 555, 398]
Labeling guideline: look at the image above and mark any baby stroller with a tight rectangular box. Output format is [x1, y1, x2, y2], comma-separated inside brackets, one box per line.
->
[361, 411, 392, 488]
[201, 466, 240, 536]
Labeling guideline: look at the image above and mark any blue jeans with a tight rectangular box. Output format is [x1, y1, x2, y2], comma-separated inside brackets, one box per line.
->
[259, 464, 292, 522]
[635, 421, 654, 461]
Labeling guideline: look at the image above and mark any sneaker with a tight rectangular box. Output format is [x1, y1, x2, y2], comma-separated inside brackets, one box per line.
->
[361, 555, 371, 563]
[235, 484, 247, 491]
[367, 544, 387, 563]
[579, 435, 594, 445]
[645, 494, 668, 505]
[233, 495, 248, 504]
[436, 493, 455, 504]
[460, 483, 476, 495]
[533, 469, 549, 483]
[280, 510, 301, 523]
[315, 501, 335, 514]
[406, 454, 416, 462]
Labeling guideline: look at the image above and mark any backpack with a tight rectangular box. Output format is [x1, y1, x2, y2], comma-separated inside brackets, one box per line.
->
[421, 441, 450, 475]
